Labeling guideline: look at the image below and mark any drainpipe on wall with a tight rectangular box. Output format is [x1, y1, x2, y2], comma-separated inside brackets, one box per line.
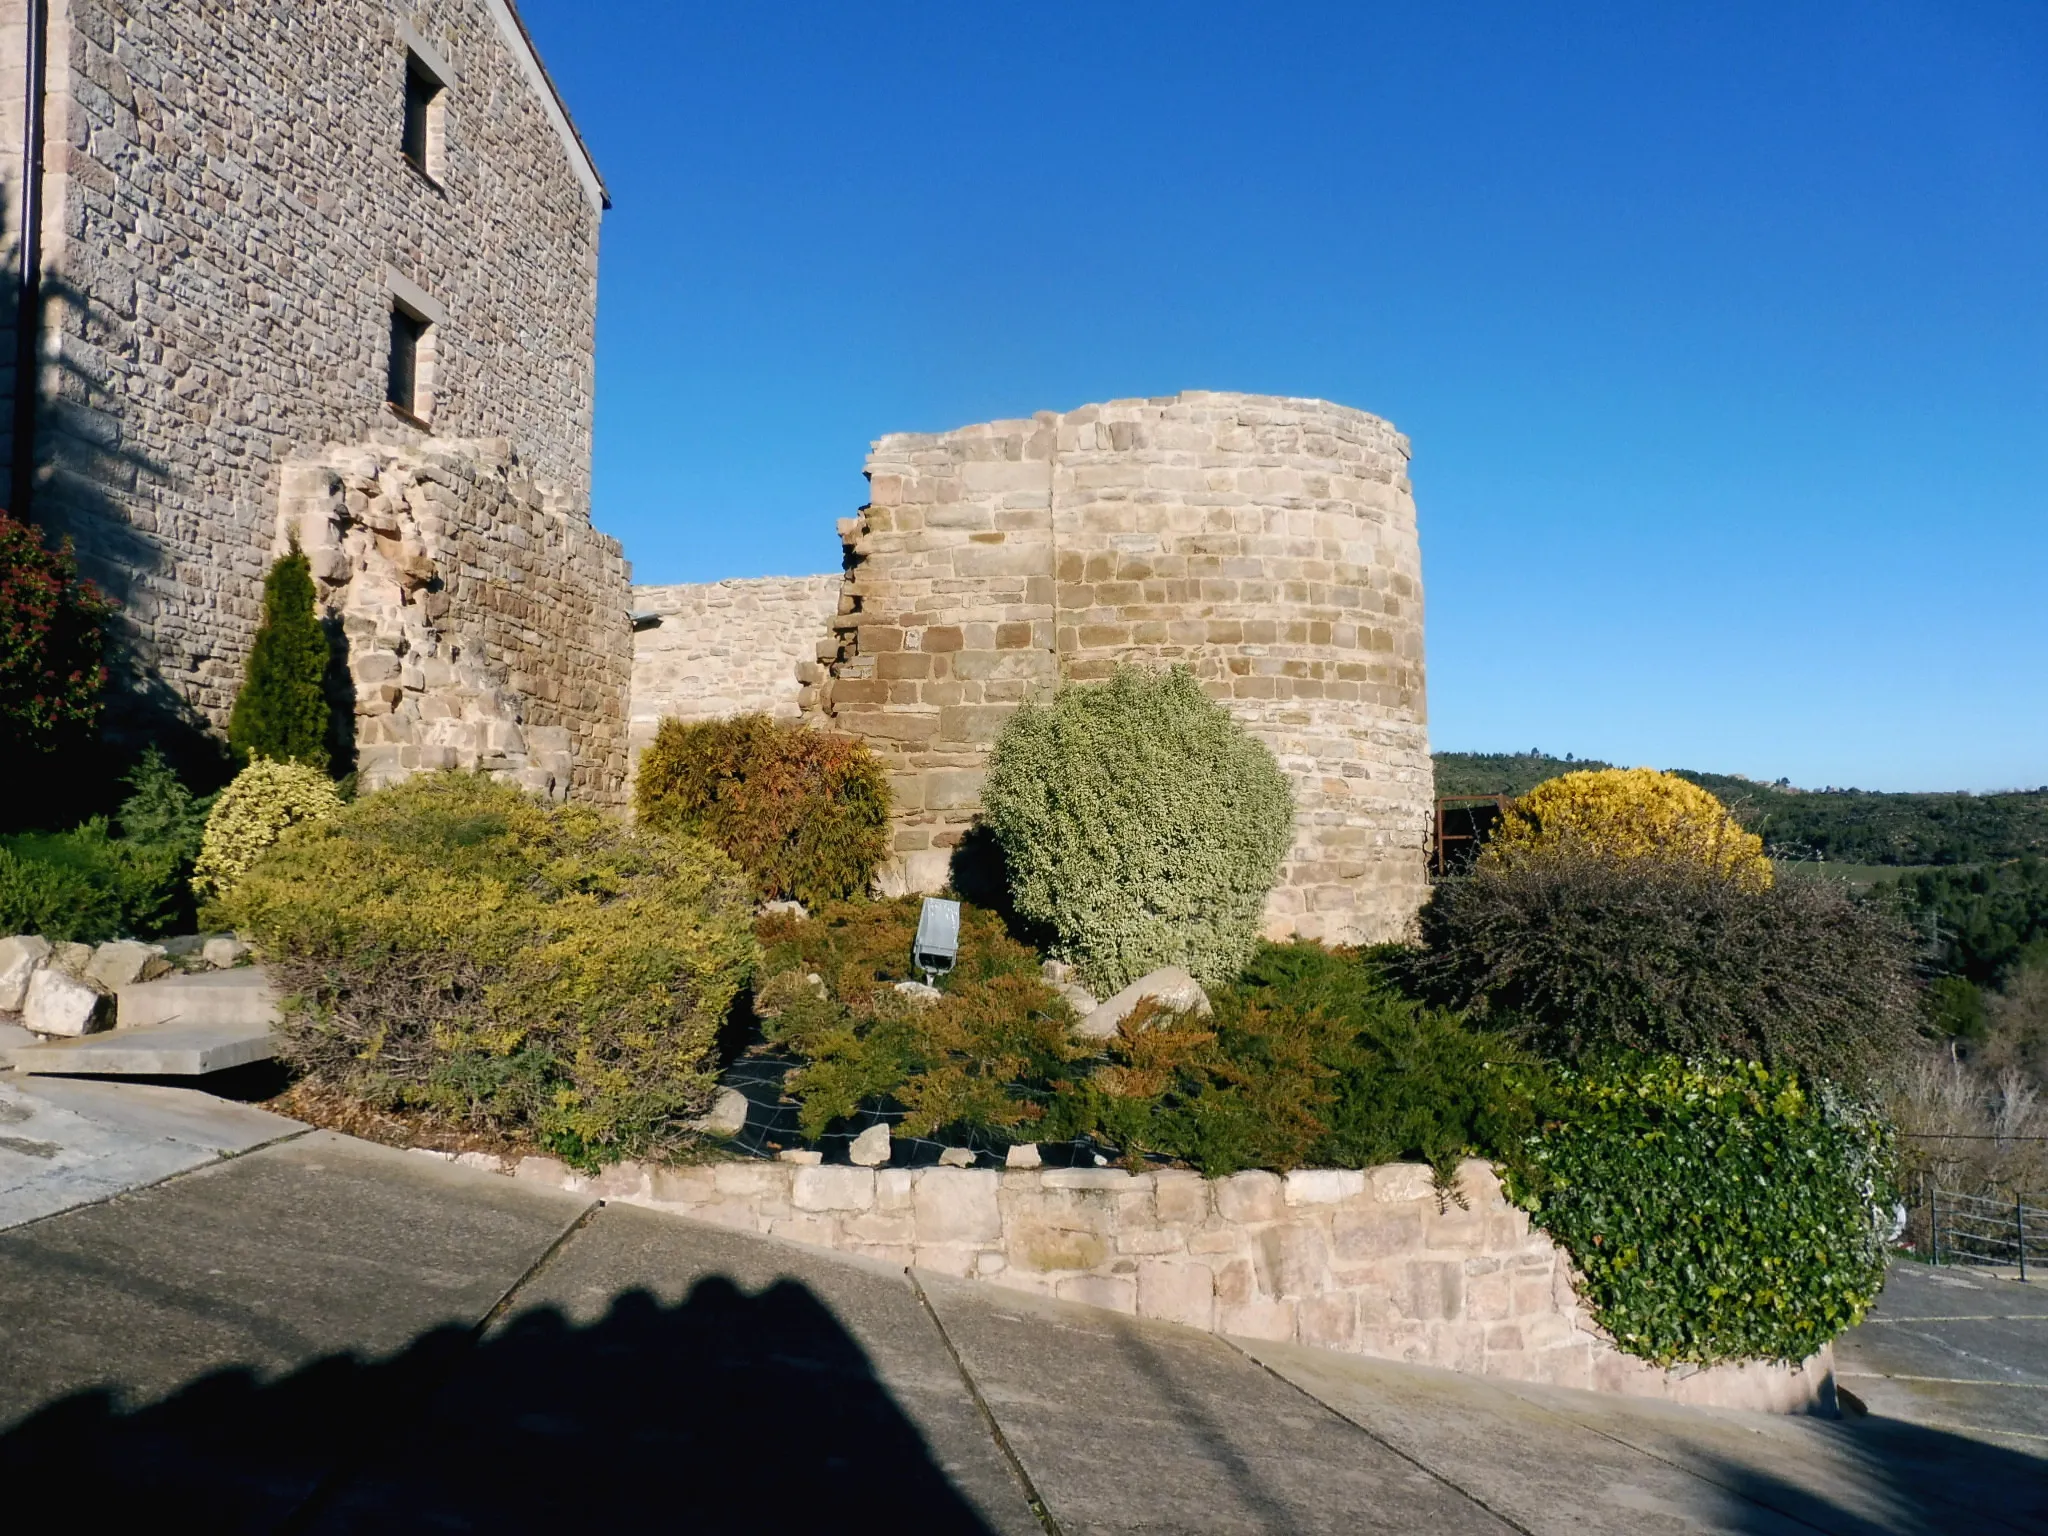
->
[10, 0, 48, 521]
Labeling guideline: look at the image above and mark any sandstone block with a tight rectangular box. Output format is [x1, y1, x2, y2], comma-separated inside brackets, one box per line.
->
[1332, 1203, 1424, 1263]
[792, 1167, 875, 1212]
[1076, 966, 1211, 1039]
[1297, 1292, 1358, 1350]
[1368, 1163, 1435, 1203]
[1217, 1297, 1296, 1342]
[1214, 1170, 1284, 1223]
[1054, 1274, 1136, 1314]
[50, 942, 93, 977]
[0, 935, 52, 1012]
[1255, 1224, 1329, 1299]
[1135, 1260, 1215, 1328]
[1152, 1170, 1209, 1224]
[1283, 1169, 1365, 1205]
[84, 940, 168, 991]
[203, 936, 252, 969]
[848, 1122, 891, 1166]
[1004, 1142, 1042, 1169]
[914, 1169, 1002, 1243]
[23, 968, 112, 1036]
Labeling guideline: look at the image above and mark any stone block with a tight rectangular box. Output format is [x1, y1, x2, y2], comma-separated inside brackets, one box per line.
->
[913, 1168, 1002, 1243]
[85, 940, 170, 991]
[1332, 1203, 1423, 1263]
[847, 1122, 891, 1166]
[1217, 1297, 1296, 1342]
[1297, 1292, 1357, 1350]
[0, 934, 52, 1011]
[1283, 1169, 1364, 1205]
[1214, 1170, 1284, 1223]
[647, 1165, 719, 1205]
[22, 968, 112, 1036]
[1136, 1260, 1215, 1328]
[911, 1244, 983, 1278]
[1152, 1170, 1209, 1223]
[1399, 1260, 1464, 1322]
[714, 1162, 792, 1198]
[792, 1166, 875, 1212]
[1054, 1274, 1137, 1314]
[1368, 1163, 1434, 1203]
[875, 1168, 913, 1210]
[1255, 1224, 1329, 1299]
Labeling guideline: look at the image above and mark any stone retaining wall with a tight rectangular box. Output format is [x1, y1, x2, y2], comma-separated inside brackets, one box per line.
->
[483, 1151, 1831, 1415]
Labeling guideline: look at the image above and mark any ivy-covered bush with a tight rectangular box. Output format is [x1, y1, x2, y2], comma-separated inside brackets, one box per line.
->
[1487, 767, 1771, 889]
[759, 897, 1079, 1141]
[981, 665, 1293, 993]
[192, 757, 344, 901]
[1503, 1057, 1894, 1366]
[1414, 846, 1919, 1084]
[217, 773, 757, 1166]
[0, 509, 116, 756]
[226, 546, 333, 770]
[635, 714, 890, 908]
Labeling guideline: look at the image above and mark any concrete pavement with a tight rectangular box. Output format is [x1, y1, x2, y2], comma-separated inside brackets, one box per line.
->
[0, 1120, 2041, 1532]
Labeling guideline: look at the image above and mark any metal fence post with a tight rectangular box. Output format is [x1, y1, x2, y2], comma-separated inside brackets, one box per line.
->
[2020, 1194, 2029, 1284]
[1932, 1188, 1941, 1268]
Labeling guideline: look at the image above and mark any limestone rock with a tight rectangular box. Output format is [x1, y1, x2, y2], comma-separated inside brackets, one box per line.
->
[1005, 1142, 1043, 1170]
[0, 935, 53, 1012]
[50, 942, 94, 978]
[938, 1146, 976, 1168]
[203, 936, 252, 969]
[849, 1122, 891, 1167]
[86, 940, 171, 991]
[23, 968, 113, 1037]
[691, 1087, 749, 1138]
[894, 979, 943, 1006]
[759, 899, 808, 920]
[776, 1148, 824, 1165]
[1054, 981, 1100, 1015]
[1076, 966, 1212, 1039]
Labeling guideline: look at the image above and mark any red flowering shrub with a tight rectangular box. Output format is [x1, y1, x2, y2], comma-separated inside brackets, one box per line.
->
[0, 510, 116, 750]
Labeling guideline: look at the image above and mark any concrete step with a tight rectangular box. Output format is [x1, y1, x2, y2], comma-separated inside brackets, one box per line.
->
[115, 966, 280, 1029]
[5, 967, 280, 1077]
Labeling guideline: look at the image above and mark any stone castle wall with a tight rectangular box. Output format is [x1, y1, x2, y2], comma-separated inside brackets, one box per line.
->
[810, 392, 1431, 944]
[0, 0, 608, 765]
[279, 437, 631, 804]
[489, 1151, 1831, 1416]
[627, 575, 844, 785]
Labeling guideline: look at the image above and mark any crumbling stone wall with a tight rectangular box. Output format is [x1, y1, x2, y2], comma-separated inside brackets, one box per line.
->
[279, 438, 630, 803]
[811, 392, 1431, 945]
[0, 0, 606, 750]
[627, 575, 844, 778]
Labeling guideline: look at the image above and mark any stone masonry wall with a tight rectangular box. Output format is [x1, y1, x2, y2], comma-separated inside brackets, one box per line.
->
[4, 0, 605, 744]
[279, 437, 631, 803]
[627, 574, 844, 787]
[811, 392, 1432, 945]
[482, 1152, 1832, 1416]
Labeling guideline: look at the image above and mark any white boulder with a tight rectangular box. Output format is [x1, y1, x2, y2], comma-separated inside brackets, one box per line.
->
[893, 979, 943, 1006]
[203, 936, 252, 969]
[50, 942, 93, 977]
[849, 1122, 892, 1167]
[1076, 966, 1212, 1040]
[1005, 1142, 1043, 1170]
[938, 1146, 976, 1167]
[86, 939, 171, 991]
[0, 935, 52, 1012]
[23, 967, 112, 1037]
[691, 1087, 750, 1138]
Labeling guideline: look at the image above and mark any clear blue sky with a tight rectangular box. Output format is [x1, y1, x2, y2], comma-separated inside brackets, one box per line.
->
[518, 1, 2045, 793]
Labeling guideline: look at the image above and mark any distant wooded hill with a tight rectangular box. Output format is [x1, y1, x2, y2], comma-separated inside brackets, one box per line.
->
[1432, 752, 2048, 867]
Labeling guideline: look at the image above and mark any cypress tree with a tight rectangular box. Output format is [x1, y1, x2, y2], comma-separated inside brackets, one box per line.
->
[227, 546, 331, 770]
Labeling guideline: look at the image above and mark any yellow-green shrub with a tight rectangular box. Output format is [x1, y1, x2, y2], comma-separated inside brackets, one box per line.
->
[217, 773, 757, 1166]
[1487, 767, 1770, 888]
[192, 757, 343, 901]
[635, 714, 891, 907]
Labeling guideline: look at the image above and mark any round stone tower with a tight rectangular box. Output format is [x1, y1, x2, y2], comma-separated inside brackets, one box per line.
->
[808, 391, 1430, 945]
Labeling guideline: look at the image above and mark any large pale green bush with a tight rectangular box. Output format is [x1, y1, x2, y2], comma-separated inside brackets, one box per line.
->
[218, 773, 756, 1166]
[981, 665, 1293, 992]
[635, 714, 891, 907]
[192, 757, 343, 901]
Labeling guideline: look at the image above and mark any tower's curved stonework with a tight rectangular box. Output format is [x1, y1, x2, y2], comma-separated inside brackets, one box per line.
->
[806, 391, 1431, 945]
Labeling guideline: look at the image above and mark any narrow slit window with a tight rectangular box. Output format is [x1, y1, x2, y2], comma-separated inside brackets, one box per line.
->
[402, 56, 442, 175]
[387, 305, 428, 417]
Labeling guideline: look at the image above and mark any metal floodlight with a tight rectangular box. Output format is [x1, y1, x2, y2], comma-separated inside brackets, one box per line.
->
[912, 896, 961, 983]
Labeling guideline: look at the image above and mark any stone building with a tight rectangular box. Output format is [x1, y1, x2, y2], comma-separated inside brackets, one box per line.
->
[0, 0, 631, 800]
[632, 392, 1433, 945]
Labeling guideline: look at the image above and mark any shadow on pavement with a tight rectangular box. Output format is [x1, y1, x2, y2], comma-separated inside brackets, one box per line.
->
[0, 1274, 1001, 1534]
[1686, 1416, 2048, 1535]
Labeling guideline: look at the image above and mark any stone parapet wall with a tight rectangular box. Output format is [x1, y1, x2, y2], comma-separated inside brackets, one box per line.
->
[811, 392, 1432, 944]
[627, 575, 845, 790]
[488, 1151, 1831, 1415]
[279, 437, 631, 803]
